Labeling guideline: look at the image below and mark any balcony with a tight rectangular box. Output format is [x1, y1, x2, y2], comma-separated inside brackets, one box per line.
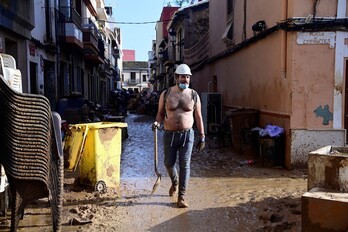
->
[55, 9, 66, 43]
[161, 49, 174, 67]
[60, 6, 82, 27]
[98, 38, 106, 59]
[127, 79, 140, 85]
[100, 60, 112, 76]
[82, 18, 104, 64]
[96, 0, 108, 21]
[59, 6, 83, 49]
[164, 48, 174, 66]
[112, 48, 120, 59]
[113, 68, 121, 81]
[84, 0, 98, 17]
[111, 40, 120, 59]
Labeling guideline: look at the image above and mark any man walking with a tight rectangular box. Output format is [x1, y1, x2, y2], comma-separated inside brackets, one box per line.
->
[153, 64, 205, 208]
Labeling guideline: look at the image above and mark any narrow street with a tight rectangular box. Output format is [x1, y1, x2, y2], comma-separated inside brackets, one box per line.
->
[1, 114, 307, 231]
[0, 1, 346, 231]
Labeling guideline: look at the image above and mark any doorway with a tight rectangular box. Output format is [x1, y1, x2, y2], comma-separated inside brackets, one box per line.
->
[345, 59, 348, 142]
[30, 62, 38, 94]
[43, 60, 56, 110]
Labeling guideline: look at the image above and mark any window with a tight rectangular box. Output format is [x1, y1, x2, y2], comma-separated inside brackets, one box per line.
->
[222, 21, 234, 45]
[223, 0, 235, 46]
[142, 74, 147, 82]
[227, 0, 234, 15]
[130, 72, 136, 84]
[131, 72, 136, 81]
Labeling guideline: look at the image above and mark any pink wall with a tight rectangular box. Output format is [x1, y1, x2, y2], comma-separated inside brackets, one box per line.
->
[123, 49, 135, 61]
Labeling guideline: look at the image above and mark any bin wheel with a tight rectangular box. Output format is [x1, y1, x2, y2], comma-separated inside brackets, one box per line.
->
[95, 181, 107, 194]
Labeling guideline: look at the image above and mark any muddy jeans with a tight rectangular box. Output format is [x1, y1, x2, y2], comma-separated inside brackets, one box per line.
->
[163, 129, 194, 197]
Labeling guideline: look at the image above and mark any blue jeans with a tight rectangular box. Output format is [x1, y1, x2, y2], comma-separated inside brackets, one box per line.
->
[163, 129, 194, 197]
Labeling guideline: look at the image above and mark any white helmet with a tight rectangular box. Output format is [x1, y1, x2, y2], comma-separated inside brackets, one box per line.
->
[175, 64, 192, 76]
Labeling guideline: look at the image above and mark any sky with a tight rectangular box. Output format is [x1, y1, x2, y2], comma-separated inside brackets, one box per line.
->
[104, 0, 176, 61]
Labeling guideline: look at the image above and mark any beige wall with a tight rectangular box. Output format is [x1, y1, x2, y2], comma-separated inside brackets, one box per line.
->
[202, 0, 291, 113]
[291, 0, 337, 17]
[209, 0, 339, 58]
[193, 0, 345, 168]
[290, 35, 335, 129]
[234, 0, 284, 44]
[208, 1, 227, 56]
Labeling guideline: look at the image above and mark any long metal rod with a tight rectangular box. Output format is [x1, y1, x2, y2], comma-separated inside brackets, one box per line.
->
[151, 127, 161, 195]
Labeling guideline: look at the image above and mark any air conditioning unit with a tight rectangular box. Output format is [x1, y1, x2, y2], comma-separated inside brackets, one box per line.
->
[201, 92, 222, 134]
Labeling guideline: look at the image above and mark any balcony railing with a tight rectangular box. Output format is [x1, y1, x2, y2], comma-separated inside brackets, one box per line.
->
[82, 31, 98, 51]
[81, 18, 100, 39]
[59, 6, 82, 29]
[98, 38, 106, 59]
[128, 79, 140, 85]
[112, 49, 120, 59]
[100, 60, 111, 75]
[55, 9, 66, 42]
[82, 18, 100, 53]
[103, 60, 110, 70]
[58, 7, 83, 48]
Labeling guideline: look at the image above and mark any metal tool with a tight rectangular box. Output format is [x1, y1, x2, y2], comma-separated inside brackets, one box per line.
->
[151, 127, 161, 195]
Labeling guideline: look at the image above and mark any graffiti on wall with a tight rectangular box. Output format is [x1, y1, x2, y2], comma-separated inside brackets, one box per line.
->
[314, 104, 333, 125]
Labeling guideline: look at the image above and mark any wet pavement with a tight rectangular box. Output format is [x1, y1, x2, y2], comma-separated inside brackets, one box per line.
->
[0, 114, 307, 231]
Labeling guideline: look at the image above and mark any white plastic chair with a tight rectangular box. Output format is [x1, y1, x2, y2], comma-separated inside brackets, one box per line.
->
[0, 53, 16, 69]
[0, 54, 22, 197]
[0, 53, 22, 93]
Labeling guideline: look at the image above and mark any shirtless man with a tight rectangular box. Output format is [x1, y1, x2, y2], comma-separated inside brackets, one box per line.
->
[153, 63, 205, 208]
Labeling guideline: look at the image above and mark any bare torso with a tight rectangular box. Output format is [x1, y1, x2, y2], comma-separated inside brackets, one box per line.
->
[163, 86, 195, 131]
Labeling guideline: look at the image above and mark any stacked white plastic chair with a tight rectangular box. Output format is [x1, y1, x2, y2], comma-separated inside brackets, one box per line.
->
[0, 53, 63, 231]
[0, 54, 21, 213]
[0, 53, 22, 93]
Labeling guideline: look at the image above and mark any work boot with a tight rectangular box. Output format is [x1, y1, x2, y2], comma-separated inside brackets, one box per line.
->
[169, 184, 178, 197]
[177, 196, 189, 208]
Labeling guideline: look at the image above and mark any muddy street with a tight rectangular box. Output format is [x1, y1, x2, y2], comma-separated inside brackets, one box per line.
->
[0, 114, 307, 231]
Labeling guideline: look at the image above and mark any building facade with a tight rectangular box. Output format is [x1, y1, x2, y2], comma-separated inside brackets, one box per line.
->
[150, 6, 180, 91]
[0, 1, 35, 93]
[190, 0, 348, 168]
[0, 0, 122, 123]
[122, 61, 149, 92]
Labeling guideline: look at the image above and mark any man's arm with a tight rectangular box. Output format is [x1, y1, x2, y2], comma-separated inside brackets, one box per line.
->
[194, 94, 206, 153]
[155, 91, 165, 124]
[194, 94, 205, 138]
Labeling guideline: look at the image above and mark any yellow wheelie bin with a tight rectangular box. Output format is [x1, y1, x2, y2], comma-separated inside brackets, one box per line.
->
[64, 122, 127, 193]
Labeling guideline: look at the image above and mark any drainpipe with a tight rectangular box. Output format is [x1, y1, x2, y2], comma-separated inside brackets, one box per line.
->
[333, 0, 346, 129]
[208, 80, 213, 93]
[337, 0, 345, 17]
[280, 0, 288, 79]
[55, 0, 61, 104]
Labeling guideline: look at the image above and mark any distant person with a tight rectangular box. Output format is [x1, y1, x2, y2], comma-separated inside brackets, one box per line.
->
[82, 100, 92, 122]
[153, 63, 205, 208]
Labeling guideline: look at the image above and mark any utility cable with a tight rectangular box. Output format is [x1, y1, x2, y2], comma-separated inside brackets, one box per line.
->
[98, 19, 172, 24]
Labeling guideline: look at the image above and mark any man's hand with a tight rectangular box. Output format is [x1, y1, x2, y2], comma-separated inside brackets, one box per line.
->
[152, 121, 160, 131]
[196, 137, 205, 153]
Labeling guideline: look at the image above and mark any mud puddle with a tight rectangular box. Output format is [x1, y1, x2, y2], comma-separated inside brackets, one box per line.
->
[0, 114, 307, 231]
